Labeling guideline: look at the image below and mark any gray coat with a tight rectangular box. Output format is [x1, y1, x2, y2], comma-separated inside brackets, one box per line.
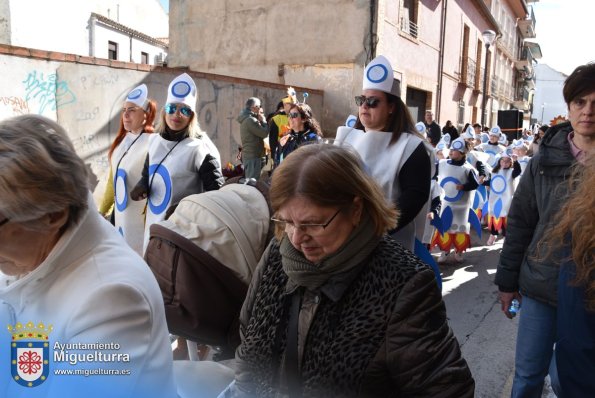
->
[495, 122, 576, 306]
[237, 108, 268, 160]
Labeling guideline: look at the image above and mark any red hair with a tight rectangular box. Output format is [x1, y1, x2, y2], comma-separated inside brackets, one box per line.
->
[108, 99, 157, 160]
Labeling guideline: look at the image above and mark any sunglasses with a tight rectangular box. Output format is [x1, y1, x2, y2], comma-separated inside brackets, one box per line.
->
[165, 103, 193, 117]
[288, 112, 301, 119]
[355, 95, 382, 108]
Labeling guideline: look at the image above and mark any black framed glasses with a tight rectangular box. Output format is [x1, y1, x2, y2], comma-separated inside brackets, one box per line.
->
[165, 103, 193, 117]
[355, 95, 382, 108]
[0, 218, 9, 228]
[288, 112, 301, 119]
[271, 208, 341, 236]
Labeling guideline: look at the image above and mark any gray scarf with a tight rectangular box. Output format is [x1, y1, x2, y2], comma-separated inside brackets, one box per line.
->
[280, 212, 380, 290]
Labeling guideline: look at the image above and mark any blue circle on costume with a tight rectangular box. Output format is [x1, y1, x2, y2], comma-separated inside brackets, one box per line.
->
[127, 88, 143, 100]
[148, 164, 172, 215]
[114, 168, 128, 212]
[490, 174, 507, 194]
[366, 64, 388, 83]
[347, 118, 356, 127]
[171, 81, 191, 98]
[440, 176, 464, 202]
[451, 140, 464, 151]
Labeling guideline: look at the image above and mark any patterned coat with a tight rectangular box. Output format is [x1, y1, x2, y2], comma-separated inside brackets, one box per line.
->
[232, 236, 474, 397]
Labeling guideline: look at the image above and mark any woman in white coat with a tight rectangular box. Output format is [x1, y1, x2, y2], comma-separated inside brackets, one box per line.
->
[0, 115, 177, 398]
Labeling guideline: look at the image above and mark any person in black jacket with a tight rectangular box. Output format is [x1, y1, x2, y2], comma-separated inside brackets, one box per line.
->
[442, 120, 459, 141]
[495, 62, 595, 397]
[424, 110, 442, 146]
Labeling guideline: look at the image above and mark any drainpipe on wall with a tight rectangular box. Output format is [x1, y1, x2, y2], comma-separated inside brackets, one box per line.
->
[436, 0, 448, 122]
[88, 14, 96, 57]
[367, 0, 377, 63]
[130, 34, 133, 62]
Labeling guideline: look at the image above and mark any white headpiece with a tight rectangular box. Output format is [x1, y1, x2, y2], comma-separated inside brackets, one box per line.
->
[363, 55, 400, 96]
[345, 114, 357, 128]
[166, 73, 197, 111]
[489, 126, 502, 137]
[450, 136, 468, 153]
[461, 125, 474, 139]
[415, 122, 427, 138]
[499, 133, 508, 144]
[126, 84, 148, 109]
[442, 133, 451, 146]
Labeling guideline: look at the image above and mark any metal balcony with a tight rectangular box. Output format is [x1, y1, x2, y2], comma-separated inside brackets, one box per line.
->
[518, 6, 536, 39]
[400, 17, 418, 38]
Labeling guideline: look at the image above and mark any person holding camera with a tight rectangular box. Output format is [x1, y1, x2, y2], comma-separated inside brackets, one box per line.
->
[238, 97, 269, 180]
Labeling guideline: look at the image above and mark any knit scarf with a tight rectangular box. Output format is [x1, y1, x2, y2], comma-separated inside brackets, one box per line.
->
[280, 212, 380, 290]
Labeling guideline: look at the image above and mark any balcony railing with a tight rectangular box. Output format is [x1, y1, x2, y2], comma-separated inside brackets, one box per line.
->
[400, 17, 418, 38]
[459, 56, 477, 89]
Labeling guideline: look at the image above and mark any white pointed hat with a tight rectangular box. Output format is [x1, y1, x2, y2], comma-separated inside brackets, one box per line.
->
[126, 84, 148, 109]
[345, 114, 357, 128]
[450, 136, 468, 153]
[363, 55, 400, 96]
[489, 125, 502, 137]
[166, 73, 197, 111]
[461, 125, 474, 139]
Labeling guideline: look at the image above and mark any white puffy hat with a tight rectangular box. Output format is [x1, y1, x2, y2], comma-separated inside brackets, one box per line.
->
[450, 136, 468, 154]
[126, 84, 148, 109]
[415, 122, 427, 138]
[489, 126, 502, 137]
[345, 114, 357, 128]
[166, 73, 197, 112]
[461, 125, 474, 139]
[363, 55, 400, 96]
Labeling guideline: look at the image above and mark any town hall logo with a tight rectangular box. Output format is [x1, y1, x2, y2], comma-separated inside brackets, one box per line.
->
[8, 321, 52, 387]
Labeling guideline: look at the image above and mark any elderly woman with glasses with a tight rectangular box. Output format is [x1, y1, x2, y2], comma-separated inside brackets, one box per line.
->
[225, 144, 474, 397]
[274, 102, 322, 166]
[336, 55, 433, 252]
[0, 115, 177, 397]
[98, 84, 157, 255]
[131, 73, 224, 253]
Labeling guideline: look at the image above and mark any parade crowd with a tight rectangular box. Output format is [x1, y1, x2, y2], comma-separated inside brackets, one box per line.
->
[0, 57, 593, 398]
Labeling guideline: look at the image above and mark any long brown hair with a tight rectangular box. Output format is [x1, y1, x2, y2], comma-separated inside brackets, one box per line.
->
[108, 99, 157, 160]
[288, 103, 322, 136]
[540, 155, 595, 310]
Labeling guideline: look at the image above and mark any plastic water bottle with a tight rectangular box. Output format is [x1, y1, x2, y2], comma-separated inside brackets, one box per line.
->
[509, 299, 520, 317]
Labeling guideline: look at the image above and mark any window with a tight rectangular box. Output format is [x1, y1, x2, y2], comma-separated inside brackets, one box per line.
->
[400, 0, 418, 38]
[141, 52, 149, 64]
[108, 41, 118, 60]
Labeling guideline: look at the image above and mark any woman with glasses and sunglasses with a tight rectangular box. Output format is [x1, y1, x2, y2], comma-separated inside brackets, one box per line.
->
[275, 102, 323, 166]
[98, 84, 157, 255]
[0, 115, 177, 397]
[131, 73, 224, 253]
[335, 55, 433, 252]
[223, 143, 473, 397]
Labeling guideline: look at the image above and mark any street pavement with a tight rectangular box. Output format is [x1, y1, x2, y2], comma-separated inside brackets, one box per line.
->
[438, 233, 555, 398]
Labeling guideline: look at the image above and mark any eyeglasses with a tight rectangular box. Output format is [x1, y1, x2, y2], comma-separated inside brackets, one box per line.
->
[288, 112, 301, 119]
[165, 103, 193, 117]
[355, 95, 382, 108]
[271, 208, 341, 236]
[121, 107, 141, 114]
[0, 218, 9, 228]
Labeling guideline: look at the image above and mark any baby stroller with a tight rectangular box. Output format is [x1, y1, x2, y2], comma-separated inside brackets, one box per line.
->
[145, 177, 272, 360]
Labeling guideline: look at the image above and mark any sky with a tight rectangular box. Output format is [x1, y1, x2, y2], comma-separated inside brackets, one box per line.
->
[159, 0, 168, 13]
[530, 0, 595, 75]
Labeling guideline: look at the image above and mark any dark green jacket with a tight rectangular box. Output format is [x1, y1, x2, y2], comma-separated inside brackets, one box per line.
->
[237, 108, 268, 160]
[495, 122, 576, 306]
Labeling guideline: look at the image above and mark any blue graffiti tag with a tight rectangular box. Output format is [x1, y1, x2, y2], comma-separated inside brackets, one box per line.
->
[22, 71, 76, 113]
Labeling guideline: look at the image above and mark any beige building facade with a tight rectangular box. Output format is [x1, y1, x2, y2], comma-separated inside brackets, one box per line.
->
[157, 0, 539, 134]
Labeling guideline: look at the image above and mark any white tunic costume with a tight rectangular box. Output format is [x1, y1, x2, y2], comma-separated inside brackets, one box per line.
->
[111, 131, 150, 255]
[436, 159, 476, 235]
[487, 167, 516, 231]
[335, 126, 433, 251]
[143, 133, 221, 252]
[477, 142, 506, 168]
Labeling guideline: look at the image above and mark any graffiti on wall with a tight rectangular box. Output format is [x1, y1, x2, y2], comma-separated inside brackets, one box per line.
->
[0, 96, 30, 115]
[22, 71, 77, 114]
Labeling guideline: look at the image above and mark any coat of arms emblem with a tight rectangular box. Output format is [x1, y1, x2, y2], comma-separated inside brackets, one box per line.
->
[8, 321, 52, 387]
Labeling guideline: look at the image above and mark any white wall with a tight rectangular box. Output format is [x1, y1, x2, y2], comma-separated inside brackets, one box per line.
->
[533, 63, 567, 124]
[4, 0, 167, 55]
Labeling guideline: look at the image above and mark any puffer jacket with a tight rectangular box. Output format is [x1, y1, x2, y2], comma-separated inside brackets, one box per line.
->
[495, 122, 576, 305]
[231, 236, 474, 397]
[237, 108, 268, 159]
